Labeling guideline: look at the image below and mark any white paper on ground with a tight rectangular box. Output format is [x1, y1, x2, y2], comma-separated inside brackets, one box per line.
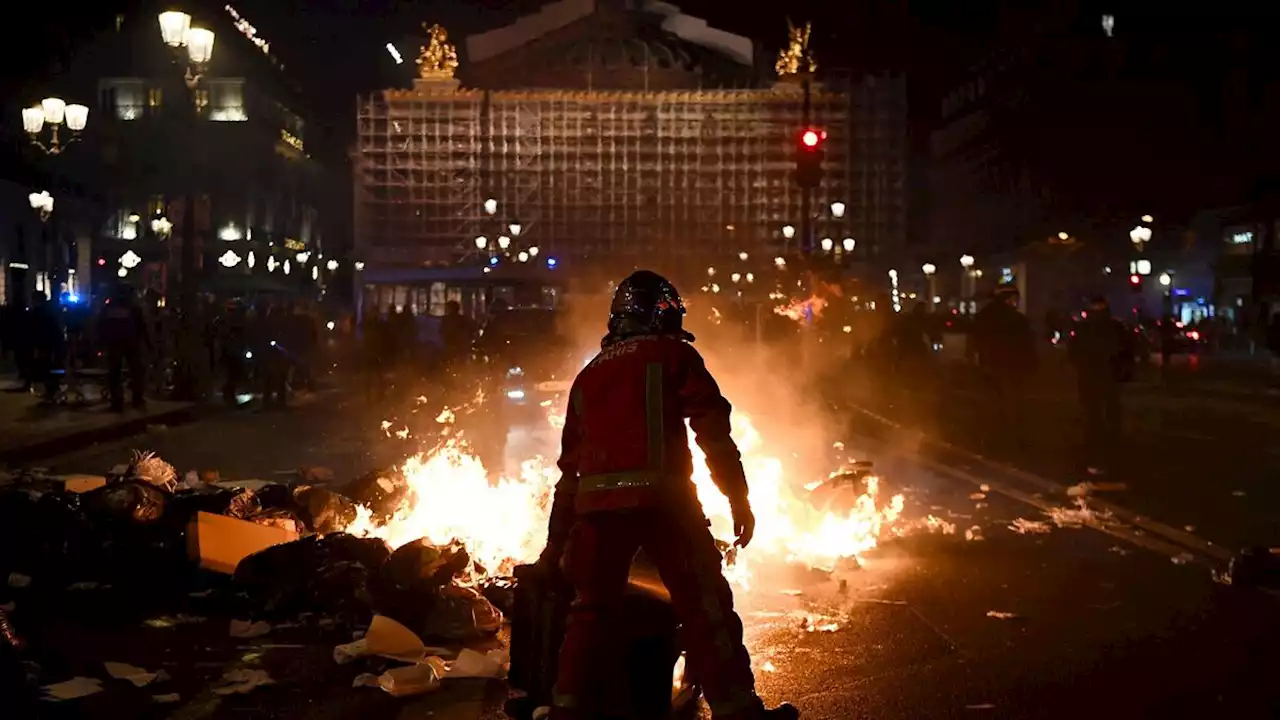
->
[212, 668, 275, 695]
[229, 619, 272, 638]
[42, 677, 105, 701]
[104, 661, 166, 687]
[446, 648, 510, 679]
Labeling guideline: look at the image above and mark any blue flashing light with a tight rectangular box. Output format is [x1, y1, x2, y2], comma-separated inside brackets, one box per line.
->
[547, 257, 558, 268]
[66, 293, 81, 304]
[489, 256, 499, 266]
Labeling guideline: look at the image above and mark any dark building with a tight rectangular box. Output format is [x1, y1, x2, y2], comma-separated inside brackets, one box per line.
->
[6, 2, 332, 306]
[925, 4, 1280, 327]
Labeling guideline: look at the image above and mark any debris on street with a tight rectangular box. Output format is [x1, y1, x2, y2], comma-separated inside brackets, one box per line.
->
[103, 661, 168, 687]
[42, 676, 104, 701]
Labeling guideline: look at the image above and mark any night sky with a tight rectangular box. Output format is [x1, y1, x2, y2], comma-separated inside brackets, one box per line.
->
[4, 1, 1278, 217]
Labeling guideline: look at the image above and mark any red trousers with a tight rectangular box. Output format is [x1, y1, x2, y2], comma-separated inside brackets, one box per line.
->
[551, 509, 760, 720]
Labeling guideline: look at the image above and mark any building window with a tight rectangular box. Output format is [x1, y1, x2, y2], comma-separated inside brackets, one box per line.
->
[99, 79, 144, 120]
[147, 87, 163, 109]
[208, 79, 247, 121]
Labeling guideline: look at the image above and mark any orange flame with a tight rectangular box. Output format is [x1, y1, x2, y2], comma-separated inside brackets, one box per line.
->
[346, 407, 904, 589]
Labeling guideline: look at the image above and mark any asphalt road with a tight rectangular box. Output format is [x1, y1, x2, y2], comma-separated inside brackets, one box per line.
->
[12, 370, 1280, 719]
[839, 353, 1280, 554]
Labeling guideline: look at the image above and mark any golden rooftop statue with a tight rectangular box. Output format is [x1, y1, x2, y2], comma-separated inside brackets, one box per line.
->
[775, 21, 817, 76]
[417, 23, 458, 80]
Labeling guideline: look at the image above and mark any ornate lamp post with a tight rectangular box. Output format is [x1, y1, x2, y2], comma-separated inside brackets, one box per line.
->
[157, 10, 216, 400]
[21, 98, 89, 155]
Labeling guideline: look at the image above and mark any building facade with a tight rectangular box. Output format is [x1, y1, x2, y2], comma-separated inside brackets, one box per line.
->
[354, 0, 870, 318]
[42, 2, 330, 303]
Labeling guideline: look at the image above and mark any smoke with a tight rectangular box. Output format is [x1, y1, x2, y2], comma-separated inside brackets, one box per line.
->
[696, 328, 846, 486]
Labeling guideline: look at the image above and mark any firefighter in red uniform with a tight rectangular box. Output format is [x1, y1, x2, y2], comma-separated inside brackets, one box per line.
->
[540, 271, 800, 720]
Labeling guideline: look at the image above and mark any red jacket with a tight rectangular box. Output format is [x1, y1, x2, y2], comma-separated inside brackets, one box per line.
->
[549, 335, 748, 526]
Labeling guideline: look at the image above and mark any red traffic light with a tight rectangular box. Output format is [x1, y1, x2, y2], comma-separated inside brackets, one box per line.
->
[1129, 274, 1141, 285]
[801, 130, 820, 147]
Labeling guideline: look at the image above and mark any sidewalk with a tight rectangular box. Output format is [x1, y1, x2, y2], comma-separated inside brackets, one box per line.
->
[0, 379, 197, 466]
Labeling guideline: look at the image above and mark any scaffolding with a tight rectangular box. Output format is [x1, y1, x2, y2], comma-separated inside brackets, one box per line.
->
[354, 82, 851, 268]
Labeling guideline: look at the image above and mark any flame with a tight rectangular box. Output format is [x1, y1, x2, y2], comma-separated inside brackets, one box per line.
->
[346, 406, 904, 589]
[774, 295, 828, 322]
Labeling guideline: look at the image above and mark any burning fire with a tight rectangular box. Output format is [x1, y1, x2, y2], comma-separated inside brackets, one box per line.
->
[774, 295, 828, 322]
[346, 407, 904, 589]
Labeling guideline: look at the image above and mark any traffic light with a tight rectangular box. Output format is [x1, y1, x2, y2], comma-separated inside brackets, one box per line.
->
[1129, 273, 1142, 292]
[794, 127, 827, 189]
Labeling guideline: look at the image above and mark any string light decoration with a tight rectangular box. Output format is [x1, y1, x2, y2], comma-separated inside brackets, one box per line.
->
[775, 21, 817, 76]
[417, 24, 458, 80]
[224, 5, 281, 68]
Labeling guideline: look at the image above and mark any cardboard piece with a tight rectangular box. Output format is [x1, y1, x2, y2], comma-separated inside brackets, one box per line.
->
[364, 614, 428, 664]
[186, 511, 299, 575]
[56, 474, 108, 494]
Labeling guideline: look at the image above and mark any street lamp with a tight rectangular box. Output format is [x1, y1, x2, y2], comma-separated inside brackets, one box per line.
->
[1158, 272, 1171, 287]
[820, 237, 834, 253]
[921, 263, 937, 311]
[960, 254, 974, 268]
[474, 235, 488, 250]
[517, 250, 529, 263]
[326, 259, 339, 271]
[28, 191, 53, 222]
[158, 11, 215, 401]
[151, 216, 173, 239]
[158, 12, 215, 88]
[1129, 225, 1152, 247]
[508, 222, 522, 237]
[528, 246, 539, 257]
[22, 98, 89, 155]
[218, 250, 242, 268]
[731, 272, 741, 284]
[830, 201, 846, 219]
[707, 266, 716, 277]
[781, 225, 796, 240]
[497, 235, 511, 250]
[774, 257, 786, 268]
[1141, 214, 1153, 223]
[483, 198, 498, 215]
[738, 251, 749, 261]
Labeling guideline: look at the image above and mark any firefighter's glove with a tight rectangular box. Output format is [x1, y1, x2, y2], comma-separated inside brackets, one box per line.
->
[731, 501, 756, 549]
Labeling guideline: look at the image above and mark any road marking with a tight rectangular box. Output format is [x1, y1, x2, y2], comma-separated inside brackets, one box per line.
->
[846, 403, 1235, 565]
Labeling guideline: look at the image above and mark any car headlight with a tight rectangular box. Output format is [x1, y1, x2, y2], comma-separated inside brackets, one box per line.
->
[506, 389, 526, 400]
[507, 366, 524, 378]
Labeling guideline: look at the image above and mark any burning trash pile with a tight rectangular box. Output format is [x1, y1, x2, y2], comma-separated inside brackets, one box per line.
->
[0, 451, 513, 653]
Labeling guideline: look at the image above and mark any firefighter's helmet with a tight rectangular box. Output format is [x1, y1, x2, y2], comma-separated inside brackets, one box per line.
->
[606, 270, 692, 343]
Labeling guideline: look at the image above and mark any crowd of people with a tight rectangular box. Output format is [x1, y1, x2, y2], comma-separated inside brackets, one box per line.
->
[0, 289, 330, 412]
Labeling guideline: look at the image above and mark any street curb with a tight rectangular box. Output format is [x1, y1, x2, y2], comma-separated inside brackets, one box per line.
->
[0, 404, 203, 466]
[845, 401, 1236, 566]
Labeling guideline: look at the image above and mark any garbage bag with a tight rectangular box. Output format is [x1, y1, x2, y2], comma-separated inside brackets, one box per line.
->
[165, 488, 240, 525]
[292, 486, 358, 534]
[381, 540, 470, 593]
[339, 468, 409, 522]
[83, 481, 168, 525]
[234, 533, 390, 619]
[377, 582, 502, 642]
[0, 491, 42, 576]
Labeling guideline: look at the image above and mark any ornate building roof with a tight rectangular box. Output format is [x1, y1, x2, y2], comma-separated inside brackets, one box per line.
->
[459, 0, 762, 90]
